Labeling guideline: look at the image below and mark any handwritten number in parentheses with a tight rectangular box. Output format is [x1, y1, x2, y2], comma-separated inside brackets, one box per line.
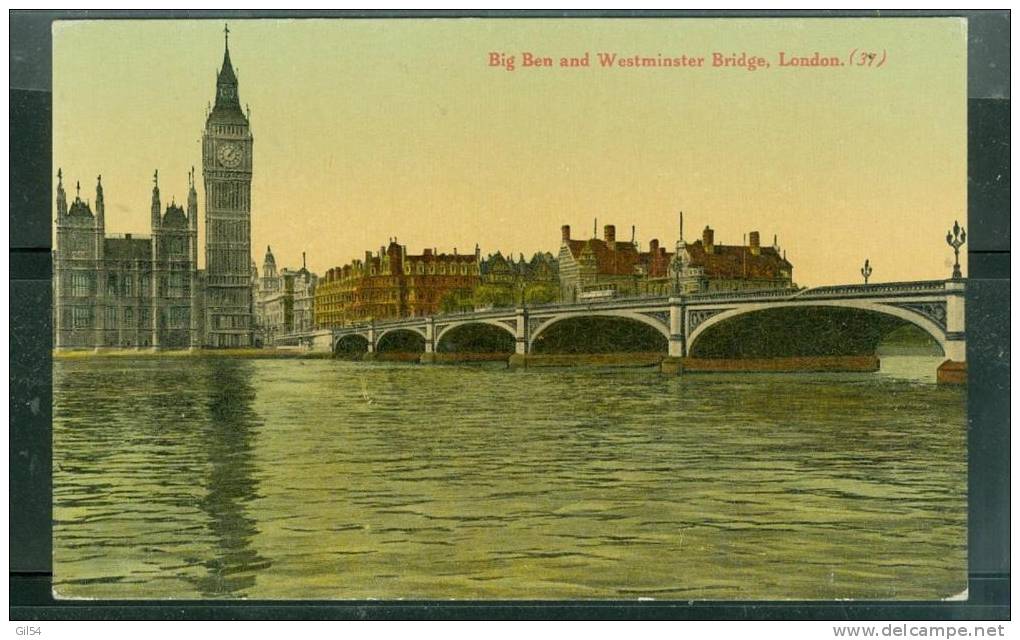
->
[849, 48, 885, 68]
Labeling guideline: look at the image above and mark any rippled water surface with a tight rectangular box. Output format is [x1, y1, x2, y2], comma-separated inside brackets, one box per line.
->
[53, 356, 966, 600]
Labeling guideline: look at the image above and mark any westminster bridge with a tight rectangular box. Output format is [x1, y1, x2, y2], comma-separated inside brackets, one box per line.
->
[283, 279, 966, 382]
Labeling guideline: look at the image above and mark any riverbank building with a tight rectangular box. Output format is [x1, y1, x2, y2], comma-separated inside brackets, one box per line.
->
[53, 28, 255, 350]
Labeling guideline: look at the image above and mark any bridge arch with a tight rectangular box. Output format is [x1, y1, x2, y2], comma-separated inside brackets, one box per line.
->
[375, 327, 427, 353]
[529, 311, 670, 353]
[375, 325, 428, 342]
[333, 333, 370, 357]
[686, 301, 947, 358]
[435, 320, 516, 353]
[530, 311, 671, 344]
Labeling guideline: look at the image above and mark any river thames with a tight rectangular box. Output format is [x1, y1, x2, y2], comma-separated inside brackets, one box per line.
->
[53, 355, 966, 600]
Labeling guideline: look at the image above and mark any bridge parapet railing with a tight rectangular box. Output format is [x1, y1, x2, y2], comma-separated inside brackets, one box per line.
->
[327, 280, 951, 334]
[683, 287, 802, 303]
[681, 281, 947, 305]
[430, 308, 520, 322]
[792, 280, 948, 299]
[525, 295, 671, 314]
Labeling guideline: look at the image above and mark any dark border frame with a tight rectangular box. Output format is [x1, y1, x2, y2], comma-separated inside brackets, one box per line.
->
[10, 9, 1010, 621]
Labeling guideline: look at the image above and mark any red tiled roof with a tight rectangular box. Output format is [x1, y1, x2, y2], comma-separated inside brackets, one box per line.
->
[566, 238, 643, 276]
[566, 237, 792, 280]
[685, 241, 791, 279]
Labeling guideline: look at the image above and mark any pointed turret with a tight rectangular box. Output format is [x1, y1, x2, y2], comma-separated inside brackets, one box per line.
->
[95, 174, 105, 230]
[187, 166, 198, 229]
[56, 168, 67, 218]
[262, 245, 277, 279]
[209, 23, 246, 124]
[219, 23, 237, 84]
[151, 169, 161, 230]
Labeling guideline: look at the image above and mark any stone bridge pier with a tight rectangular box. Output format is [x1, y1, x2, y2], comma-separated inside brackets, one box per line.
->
[515, 307, 528, 355]
[419, 317, 438, 363]
[937, 279, 967, 383]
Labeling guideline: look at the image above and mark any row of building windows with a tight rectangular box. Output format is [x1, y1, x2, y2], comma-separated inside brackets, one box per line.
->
[404, 262, 477, 276]
[66, 269, 196, 299]
[208, 248, 251, 276]
[334, 263, 481, 279]
[207, 182, 250, 211]
[213, 314, 250, 330]
[62, 306, 192, 330]
[207, 286, 251, 307]
[209, 218, 249, 243]
[160, 237, 191, 257]
[210, 125, 247, 137]
[67, 235, 94, 257]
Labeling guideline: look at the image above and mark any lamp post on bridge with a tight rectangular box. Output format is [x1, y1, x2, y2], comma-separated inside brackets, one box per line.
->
[517, 279, 529, 310]
[946, 220, 966, 280]
[860, 259, 872, 285]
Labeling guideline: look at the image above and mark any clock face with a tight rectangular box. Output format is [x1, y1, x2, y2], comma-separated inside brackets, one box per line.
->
[217, 143, 242, 168]
[219, 85, 235, 100]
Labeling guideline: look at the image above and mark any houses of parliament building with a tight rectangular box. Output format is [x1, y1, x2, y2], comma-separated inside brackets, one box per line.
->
[54, 29, 255, 350]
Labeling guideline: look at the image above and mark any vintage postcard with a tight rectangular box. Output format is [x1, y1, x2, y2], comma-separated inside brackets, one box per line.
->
[51, 17, 968, 600]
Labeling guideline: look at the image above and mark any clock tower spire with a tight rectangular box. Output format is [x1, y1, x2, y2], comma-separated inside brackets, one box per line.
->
[202, 23, 254, 348]
[213, 23, 242, 116]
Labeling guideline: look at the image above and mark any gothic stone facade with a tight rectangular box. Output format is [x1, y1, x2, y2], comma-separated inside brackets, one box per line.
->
[53, 172, 200, 349]
[202, 32, 255, 347]
[54, 30, 254, 350]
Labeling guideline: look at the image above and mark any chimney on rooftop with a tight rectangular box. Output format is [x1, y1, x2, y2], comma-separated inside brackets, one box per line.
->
[749, 231, 761, 255]
[703, 226, 715, 254]
[604, 224, 616, 247]
[561, 225, 571, 241]
[650, 238, 659, 253]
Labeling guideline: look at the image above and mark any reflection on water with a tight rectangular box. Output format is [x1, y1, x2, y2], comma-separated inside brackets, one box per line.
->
[189, 359, 269, 597]
[54, 356, 966, 600]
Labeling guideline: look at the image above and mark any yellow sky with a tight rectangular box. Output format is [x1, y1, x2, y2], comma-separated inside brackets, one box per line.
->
[53, 18, 966, 286]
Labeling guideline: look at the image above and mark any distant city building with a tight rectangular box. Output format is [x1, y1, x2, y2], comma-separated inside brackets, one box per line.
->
[53, 29, 255, 350]
[255, 246, 317, 344]
[653, 226, 793, 295]
[315, 240, 481, 327]
[558, 222, 793, 301]
[478, 251, 560, 307]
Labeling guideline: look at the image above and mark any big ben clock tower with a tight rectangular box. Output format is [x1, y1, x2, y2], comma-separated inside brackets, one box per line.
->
[202, 24, 254, 347]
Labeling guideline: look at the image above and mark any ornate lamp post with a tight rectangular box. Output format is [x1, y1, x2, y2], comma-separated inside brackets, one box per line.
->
[946, 220, 966, 280]
[860, 258, 872, 285]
